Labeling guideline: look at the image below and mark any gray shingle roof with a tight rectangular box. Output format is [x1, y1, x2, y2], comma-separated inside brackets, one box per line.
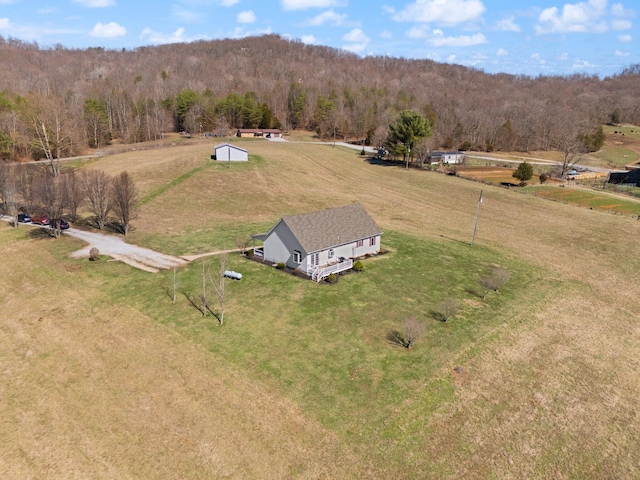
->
[281, 204, 382, 253]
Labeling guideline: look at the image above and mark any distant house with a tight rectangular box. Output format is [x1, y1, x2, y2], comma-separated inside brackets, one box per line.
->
[429, 151, 465, 165]
[236, 128, 283, 138]
[608, 168, 640, 186]
[213, 143, 248, 162]
[252, 204, 383, 282]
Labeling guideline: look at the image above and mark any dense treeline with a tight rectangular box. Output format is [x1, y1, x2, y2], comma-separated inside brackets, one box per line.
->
[0, 34, 639, 162]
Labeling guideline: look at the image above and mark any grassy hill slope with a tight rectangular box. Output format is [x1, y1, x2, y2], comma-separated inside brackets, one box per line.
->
[2, 138, 640, 478]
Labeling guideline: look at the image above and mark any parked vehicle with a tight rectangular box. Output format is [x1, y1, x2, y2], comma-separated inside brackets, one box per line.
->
[30, 215, 49, 225]
[17, 213, 31, 223]
[50, 219, 69, 230]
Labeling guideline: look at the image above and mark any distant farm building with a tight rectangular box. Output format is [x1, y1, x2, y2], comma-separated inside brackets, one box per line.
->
[608, 168, 640, 186]
[252, 204, 383, 282]
[236, 128, 283, 138]
[213, 143, 248, 162]
[429, 151, 465, 165]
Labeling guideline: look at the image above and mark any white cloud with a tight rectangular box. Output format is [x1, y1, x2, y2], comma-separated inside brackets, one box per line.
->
[572, 59, 596, 69]
[307, 10, 347, 26]
[237, 10, 256, 23]
[0, 18, 9, 29]
[618, 33, 632, 42]
[301, 34, 318, 44]
[342, 28, 369, 54]
[447, 54, 456, 62]
[558, 52, 569, 60]
[343, 28, 370, 43]
[495, 16, 521, 32]
[342, 42, 367, 53]
[220, 0, 239, 6]
[611, 3, 634, 17]
[615, 49, 629, 56]
[141, 27, 191, 44]
[429, 32, 488, 47]
[536, 0, 609, 34]
[393, 0, 486, 24]
[90, 21, 126, 38]
[611, 19, 632, 30]
[72, 0, 115, 7]
[379, 30, 393, 39]
[405, 26, 429, 39]
[496, 48, 508, 56]
[281, 0, 340, 11]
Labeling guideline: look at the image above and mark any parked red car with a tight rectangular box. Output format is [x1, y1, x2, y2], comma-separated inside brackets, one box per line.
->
[30, 215, 49, 225]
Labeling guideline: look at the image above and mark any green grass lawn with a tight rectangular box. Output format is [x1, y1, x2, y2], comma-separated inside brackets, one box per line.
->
[83, 228, 556, 472]
[525, 185, 640, 215]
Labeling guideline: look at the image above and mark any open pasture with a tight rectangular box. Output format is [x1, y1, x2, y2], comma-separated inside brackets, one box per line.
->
[2, 138, 640, 478]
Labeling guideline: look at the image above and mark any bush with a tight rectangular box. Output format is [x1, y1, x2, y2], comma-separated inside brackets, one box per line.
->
[246, 248, 254, 257]
[89, 247, 100, 261]
[539, 172, 549, 184]
[276, 262, 285, 270]
[326, 273, 337, 283]
[353, 260, 364, 272]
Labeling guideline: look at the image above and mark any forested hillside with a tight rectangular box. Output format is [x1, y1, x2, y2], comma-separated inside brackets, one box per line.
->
[1, 33, 639, 161]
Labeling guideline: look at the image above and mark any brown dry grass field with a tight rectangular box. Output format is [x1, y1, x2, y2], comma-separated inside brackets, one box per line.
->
[2, 137, 640, 478]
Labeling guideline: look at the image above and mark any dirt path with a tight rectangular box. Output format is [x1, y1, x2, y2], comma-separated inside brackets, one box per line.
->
[64, 228, 187, 273]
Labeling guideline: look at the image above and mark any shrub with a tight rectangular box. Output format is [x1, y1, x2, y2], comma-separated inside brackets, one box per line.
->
[353, 260, 364, 272]
[89, 247, 100, 261]
[435, 298, 460, 322]
[276, 262, 285, 270]
[326, 273, 337, 283]
[539, 172, 549, 184]
[246, 248, 254, 257]
[387, 318, 426, 349]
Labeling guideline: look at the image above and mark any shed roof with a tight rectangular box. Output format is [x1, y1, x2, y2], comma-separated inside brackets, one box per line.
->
[280, 204, 383, 253]
[214, 143, 248, 152]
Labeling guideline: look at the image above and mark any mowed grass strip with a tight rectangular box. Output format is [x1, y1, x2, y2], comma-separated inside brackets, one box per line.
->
[528, 185, 640, 214]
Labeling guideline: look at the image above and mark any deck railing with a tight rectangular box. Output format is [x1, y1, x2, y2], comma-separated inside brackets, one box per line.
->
[311, 259, 353, 282]
[253, 247, 264, 258]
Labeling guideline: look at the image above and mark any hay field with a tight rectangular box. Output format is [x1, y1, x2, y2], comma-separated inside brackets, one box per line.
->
[3, 139, 640, 478]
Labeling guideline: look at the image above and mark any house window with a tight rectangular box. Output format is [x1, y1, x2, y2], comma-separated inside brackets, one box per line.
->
[310, 253, 319, 267]
[370, 236, 376, 246]
[356, 239, 364, 248]
[328, 249, 334, 259]
[293, 250, 302, 263]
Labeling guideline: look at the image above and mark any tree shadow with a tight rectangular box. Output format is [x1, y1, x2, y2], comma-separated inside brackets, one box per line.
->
[386, 330, 409, 348]
[465, 287, 482, 299]
[429, 309, 447, 322]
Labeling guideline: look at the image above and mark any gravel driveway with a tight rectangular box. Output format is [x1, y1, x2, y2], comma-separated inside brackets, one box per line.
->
[65, 228, 187, 272]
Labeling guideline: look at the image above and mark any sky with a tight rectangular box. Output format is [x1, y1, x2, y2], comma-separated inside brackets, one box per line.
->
[0, 0, 637, 77]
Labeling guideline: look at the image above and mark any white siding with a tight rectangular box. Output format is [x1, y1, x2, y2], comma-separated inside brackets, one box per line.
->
[215, 144, 248, 162]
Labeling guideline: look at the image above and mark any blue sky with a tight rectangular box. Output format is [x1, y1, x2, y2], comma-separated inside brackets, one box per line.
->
[0, 0, 637, 76]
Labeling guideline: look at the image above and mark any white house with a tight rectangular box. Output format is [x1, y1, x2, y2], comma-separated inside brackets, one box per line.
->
[252, 204, 383, 282]
[430, 151, 465, 165]
[214, 143, 248, 162]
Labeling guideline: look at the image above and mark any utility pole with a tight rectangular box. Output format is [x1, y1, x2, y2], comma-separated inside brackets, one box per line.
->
[471, 190, 483, 246]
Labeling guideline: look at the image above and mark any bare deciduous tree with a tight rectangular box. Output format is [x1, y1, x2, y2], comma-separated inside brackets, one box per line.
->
[83, 170, 112, 229]
[0, 164, 20, 226]
[234, 236, 251, 255]
[111, 171, 138, 235]
[479, 267, 511, 299]
[387, 318, 426, 349]
[210, 254, 228, 325]
[61, 170, 84, 222]
[33, 172, 65, 237]
[435, 298, 460, 322]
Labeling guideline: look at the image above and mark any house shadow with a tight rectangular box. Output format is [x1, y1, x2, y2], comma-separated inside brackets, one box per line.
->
[365, 155, 398, 167]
